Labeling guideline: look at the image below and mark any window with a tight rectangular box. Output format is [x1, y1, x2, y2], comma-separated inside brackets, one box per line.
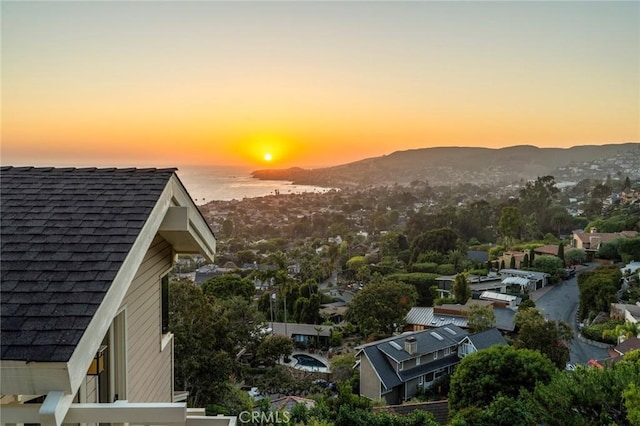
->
[161, 275, 169, 334]
[399, 361, 404, 371]
[433, 350, 438, 360]
[444, 347, 451, 356]
[418, 375, 424, 385]
[416, 356, 421, 366]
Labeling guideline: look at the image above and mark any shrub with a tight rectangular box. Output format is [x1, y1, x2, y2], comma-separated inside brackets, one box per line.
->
[410, 262, 439, 273]
[436, 263, 457, 275]
[581, 320, 624, 344]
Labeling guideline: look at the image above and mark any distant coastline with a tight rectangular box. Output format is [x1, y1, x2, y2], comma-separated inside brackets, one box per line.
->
[177, 165, 336, 204]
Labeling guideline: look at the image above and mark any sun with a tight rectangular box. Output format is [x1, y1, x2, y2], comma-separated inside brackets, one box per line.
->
[264, 153, 273, 162]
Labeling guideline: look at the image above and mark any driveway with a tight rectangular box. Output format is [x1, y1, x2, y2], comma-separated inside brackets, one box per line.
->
[534, 270, 610, 364]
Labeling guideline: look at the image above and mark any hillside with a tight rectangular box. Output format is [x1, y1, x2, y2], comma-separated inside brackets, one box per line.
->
[251, 143, 640, 188]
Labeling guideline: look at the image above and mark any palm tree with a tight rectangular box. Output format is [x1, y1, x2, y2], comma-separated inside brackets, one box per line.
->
[603, 321, 640, 344]
[314, 326, 323, 350]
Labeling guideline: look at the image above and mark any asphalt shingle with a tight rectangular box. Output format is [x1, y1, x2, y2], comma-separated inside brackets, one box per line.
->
[0, 166, 175, 362]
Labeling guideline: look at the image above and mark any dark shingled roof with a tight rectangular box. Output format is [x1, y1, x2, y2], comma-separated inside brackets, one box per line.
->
[1, 166, 176, 363]
[466, 327, 508, 351]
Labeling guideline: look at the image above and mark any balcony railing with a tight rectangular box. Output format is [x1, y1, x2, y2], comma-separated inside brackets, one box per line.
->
[0, 400, 236, 426]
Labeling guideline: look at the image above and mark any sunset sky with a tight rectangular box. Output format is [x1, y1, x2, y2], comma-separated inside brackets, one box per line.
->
[2, 1, 639, 169]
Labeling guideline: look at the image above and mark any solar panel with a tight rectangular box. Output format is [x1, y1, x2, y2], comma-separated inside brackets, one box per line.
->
[389, 341, 403, 350]
[443, 327, 457, 335]
[430, 332, 444, 341]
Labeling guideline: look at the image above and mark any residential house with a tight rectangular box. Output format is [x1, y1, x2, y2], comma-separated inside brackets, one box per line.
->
[457, 328, 508, 358]
[572, 229, 638, 260]
[356, 325, 469, 404]
[500, 269, 550, 292]
[611, 337, 640, 358]
[610, 302, 640, 325]
[434, 274, 504, 298]
[269, 322, 334, 349]
[498, 251, 527, 269]
[404, 301, 516, 334]
[0, 167, 233, 426]
[319, 301, 348, 324]
[269, 395, 315, 412]
[533, 244, 560, 257]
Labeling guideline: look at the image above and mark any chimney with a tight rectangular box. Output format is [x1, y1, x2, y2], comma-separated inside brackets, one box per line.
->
[404, 336, 417, 355]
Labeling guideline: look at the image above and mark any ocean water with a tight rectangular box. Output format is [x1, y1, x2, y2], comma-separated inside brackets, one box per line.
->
[176, 165, 334, 204]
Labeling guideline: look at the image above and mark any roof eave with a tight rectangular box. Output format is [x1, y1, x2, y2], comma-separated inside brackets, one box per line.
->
[0, 360, 72, 395]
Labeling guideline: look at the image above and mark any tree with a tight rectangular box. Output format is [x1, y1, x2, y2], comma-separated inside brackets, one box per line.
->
[222, 218, 234, 238]
[389, 272, 438, 306]
[348, 280, 417, 336]
[467, 304, 496, 332]
[624, 382, 640, 426]
[256, 334, 294, 364]
[532, 255, 564, 281]
[449, 345, 556, 412]
[522, 253, 530, 268]
[452, 273, 471, 304]
[451, 396, 538, 426]
[410, 228, 459, 262]
[602, 321, 640, 344]
[578, 266, 621, 320]
[330, 353, 357, 383]
[498, 207, 522, 248]
[519, 176, 559, 232]
[529, 350, 640, 425]
[379, 231, 403, 258]
[550, 211, 572, 238]
[235, 249, 257, 266]
[514, 308, 573, 369]
[618, 237, 640, 264]
[169, 280, 234, 408]
[518, 298, 536, 311]
[201, 274, 255, 301]
[557, 242, 565, 265]
[529, 248, 535, 264]
[565, 248, 586, 266]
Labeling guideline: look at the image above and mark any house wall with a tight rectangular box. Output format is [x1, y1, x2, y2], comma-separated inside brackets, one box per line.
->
[359, 354, 382, 401]
[121, 236, 174, 402]
[85, 375, 98, 403]
[405, 377, 420, 400]
[382, 387, 402, 406]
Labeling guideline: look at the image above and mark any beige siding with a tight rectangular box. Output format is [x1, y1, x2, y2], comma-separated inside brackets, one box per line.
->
[405, 377, 420, 400]
[85, 375, 98, 403]
[359, 354, 381, 401]
[403, 358, 417, 369]
[121, 236, 174, 402]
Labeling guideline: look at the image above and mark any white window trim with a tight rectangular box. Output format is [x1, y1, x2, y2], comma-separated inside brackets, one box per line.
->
[444, 347, 451, 356]
[418, 375, 424, 385]
[433, 350, 438, 360]
[416, 356, 421, 366]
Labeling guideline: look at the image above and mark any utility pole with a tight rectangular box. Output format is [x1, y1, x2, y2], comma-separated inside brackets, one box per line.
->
[283, 285, 288, 337]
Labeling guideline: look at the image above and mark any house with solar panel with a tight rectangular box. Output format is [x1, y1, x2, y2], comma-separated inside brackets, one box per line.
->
[0, 167, 234, 426]
[356, 325, 507, 405]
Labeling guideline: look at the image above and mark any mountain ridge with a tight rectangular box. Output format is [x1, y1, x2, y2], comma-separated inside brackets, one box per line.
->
[251, 143, 640, 188]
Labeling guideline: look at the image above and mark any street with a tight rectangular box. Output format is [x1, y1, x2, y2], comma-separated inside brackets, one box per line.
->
[534, 270, 610, 364]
